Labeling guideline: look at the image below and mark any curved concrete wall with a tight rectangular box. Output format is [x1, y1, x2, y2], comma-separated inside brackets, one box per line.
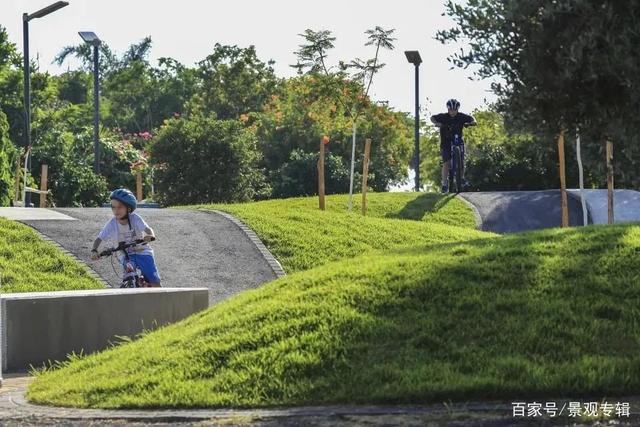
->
[567, 189, 640, 225]
[1, 288, 208, 373]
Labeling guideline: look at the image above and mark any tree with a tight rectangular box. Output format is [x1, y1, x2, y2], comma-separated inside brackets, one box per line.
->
[0, 110, 17, 205]
[257, 75, 412, 195]
[30, 125, 108, 207]
[54, 36, 150, 80]
[437, 0, 640, 189]
[149, 114, 268, 205]
[187, 44, 279, 120]
[56, 70, 90, 104]
[271, 148, 350, 198]
[0, 25, 53, 148]
[292, 27, 396, 208]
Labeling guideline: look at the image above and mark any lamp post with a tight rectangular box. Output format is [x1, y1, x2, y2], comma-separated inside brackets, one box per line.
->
[22, 1, 69, 207]
[79, 31, 101, 173]
[404, 50, 422, 192]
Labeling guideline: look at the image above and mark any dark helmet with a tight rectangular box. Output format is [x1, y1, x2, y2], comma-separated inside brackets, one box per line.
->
[446, 99, 460, 110]
[109, 188, 137, 212]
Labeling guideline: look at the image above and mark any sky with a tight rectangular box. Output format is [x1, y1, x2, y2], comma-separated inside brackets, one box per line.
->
[1, 0, 497, 118]
[2, 0, 499, 192]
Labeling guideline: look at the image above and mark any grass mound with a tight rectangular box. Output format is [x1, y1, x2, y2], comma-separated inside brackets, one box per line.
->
[27, 223, 640, 408]
[0, 217, 104, 293]
[189, 192, 482, 272]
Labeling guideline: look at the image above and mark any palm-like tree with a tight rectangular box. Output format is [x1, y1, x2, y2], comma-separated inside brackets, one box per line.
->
[53, 36, 153, 79]
[292, 27, 396, 210]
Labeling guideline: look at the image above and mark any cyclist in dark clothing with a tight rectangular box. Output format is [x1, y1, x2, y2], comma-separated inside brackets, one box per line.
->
[430, 99, 476, 193]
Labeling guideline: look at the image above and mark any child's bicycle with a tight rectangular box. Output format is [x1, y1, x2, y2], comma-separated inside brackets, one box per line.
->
[96, 237, 158, 288]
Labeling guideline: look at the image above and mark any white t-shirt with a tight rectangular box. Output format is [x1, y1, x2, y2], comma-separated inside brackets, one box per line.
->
[97, 212, 153, 255]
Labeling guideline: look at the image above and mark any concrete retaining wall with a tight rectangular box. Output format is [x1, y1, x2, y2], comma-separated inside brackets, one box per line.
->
[0, 287, 209, 373]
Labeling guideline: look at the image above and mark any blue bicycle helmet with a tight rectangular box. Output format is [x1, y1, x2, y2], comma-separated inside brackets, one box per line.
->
[446, 99, 460, 110]
[110, 188, 137, 212]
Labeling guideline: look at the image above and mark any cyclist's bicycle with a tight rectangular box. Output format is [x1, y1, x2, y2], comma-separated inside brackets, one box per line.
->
[448, 134, 465, 194]
[96, 237, 158, 288]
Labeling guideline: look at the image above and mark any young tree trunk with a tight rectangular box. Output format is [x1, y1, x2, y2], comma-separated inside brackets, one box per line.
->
[606, 140, 614, 224]
[361, 138, 371, 216]
[348, 120, 357, 211]
[576, 128, 588, 226]
[318, 136, 327, 210]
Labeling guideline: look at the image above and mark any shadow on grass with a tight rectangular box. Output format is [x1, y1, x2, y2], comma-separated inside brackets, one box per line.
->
[27, 223, 640, 410]
[387, 194, 457, 221]
[323, 223, 640, 405]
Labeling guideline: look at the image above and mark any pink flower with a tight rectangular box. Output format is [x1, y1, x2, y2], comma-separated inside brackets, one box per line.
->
[138, 131, 152, 140]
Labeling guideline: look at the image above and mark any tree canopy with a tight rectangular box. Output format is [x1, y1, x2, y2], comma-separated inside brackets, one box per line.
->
[437, 0, 640, 188]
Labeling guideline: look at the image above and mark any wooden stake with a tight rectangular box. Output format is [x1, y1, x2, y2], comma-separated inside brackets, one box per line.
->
[136, 172, 143, 201]
[39, 164, 48, 208]
[318, 136, 328, 210]
[606, 140, 614, 224]
[361, 138, 371, 216]
[558, 131, 569, 227]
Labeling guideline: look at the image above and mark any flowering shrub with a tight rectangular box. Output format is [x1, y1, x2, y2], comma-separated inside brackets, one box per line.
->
[102, 130, 151, 174]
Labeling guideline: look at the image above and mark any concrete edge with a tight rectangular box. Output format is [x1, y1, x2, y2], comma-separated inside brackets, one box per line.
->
[10, 380, 640, 422]
[2, 287, 210, 300]
[20, 225, 110, 288]
[456, 194, 483, 231]
[6, 383, 515, 421]
[201, 209, 286, 279]
[565, 189, 593, 225]
[0, 207, 77, 221]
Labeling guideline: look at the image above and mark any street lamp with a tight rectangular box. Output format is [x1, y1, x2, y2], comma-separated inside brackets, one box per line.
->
[404, 50, 422, 192]
[79, 31, 101, 173]
[23, 1, 69, 207]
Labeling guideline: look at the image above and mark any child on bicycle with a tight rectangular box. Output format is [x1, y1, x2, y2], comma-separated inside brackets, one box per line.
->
[90, 188, 162, 287]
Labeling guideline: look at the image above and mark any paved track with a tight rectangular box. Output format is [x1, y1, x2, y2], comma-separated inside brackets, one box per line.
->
[19, 208, 278, 304]
[459, 190, 590, 233]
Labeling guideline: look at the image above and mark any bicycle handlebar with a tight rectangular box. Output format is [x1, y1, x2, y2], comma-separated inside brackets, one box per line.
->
[98, 236, 156, 258]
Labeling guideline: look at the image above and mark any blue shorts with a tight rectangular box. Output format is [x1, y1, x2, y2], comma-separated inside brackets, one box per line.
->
[121, 253, 161, 284]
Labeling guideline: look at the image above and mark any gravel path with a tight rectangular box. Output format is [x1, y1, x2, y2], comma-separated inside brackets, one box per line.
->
[19, 208, 280, 305]
[2, 375, 637, 426]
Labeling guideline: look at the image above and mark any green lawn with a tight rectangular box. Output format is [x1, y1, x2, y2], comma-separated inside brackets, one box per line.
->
[27, 220, 640, 409]
[0, 217, 105, 293]
[187, 192, 484, 272]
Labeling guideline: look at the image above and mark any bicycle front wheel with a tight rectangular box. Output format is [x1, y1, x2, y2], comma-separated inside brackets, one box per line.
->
[453, 146, 463, 193]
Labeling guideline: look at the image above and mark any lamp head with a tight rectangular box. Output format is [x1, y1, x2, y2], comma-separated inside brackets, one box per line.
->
[79, 31, 101, 46]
